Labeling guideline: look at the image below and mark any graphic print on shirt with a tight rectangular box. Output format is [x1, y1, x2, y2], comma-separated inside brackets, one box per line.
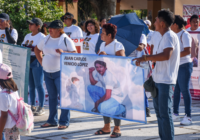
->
[29, 40, 33, 46]
[0, 34, 5, 42]
[83, 37, 91, 50]
[25, 40, 29, 46]
[66, 32, 72, 38]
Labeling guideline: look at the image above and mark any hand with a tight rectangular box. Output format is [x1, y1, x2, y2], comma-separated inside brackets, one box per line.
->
[132, 55, 145, 66]
[89, 67, 95, 73]
[55, 49, 64, 55]
[99, 51, 107, 55]
[5, 21, 10, 28]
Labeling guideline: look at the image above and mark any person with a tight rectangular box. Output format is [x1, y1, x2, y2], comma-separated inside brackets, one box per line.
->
[186, 14, 200, 32]
[21, 18, 47, 116]
[80, 21, 87, 38]
[99, 18, 107, 29]
[0, 13, 18, 44]
[145, 20, 154, 46]
[61, 12, 83, 38]
[34, 20, 77, 130]
[171, 15, 193, 125]
[0, 63, 20, 140]
[82, 19, 99, 54]
[134, 10, 180, 140]
[91, 23, 125, 138]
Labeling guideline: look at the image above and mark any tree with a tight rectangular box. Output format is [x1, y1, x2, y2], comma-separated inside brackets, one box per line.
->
[0, 0, 64, 45]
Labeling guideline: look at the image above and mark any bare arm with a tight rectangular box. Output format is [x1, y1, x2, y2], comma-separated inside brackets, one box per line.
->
[116, 50, 125, 56]
[136, 43, 145, 51]
[89, 68, 98, 85]
[95, 89, 112, 108]
[0, 111, 8, 138]
[150, 44, 154, 55]
[180, 47, 191, 57]
[34, 46, 43, 66]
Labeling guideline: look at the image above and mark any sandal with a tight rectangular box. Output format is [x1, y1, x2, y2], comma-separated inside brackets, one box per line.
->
[58, 125, 68, 130]
[110, 132, 121, 138]
[95, 130, 111, 135]
[41, 123, 58, 128]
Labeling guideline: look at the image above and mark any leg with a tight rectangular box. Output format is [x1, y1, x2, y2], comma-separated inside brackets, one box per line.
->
[87, 85, 105, 102]
[173, 77, 181, 115]
[29, 67, 36, 106]
[94, 116, 111, 135]
[5, 126, 20, 140]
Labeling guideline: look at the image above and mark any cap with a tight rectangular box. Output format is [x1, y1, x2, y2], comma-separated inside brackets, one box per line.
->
[0, 63, 13, 80]
[47, 20, 64, 29]
[27, 18, 43, 27]
[144, 20, 151, 26]
[0, 13, 10, 21]
[61, 12, 76, 24]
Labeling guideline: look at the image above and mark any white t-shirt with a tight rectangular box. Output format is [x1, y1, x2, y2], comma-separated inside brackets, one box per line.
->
[0, 28, 18, 44]
[0, 89, 19, 129]
[98, 39, 125, 55]
[148, 31, 162, 55]
[64, 25, 83, 38]
[82, 33, 99, 54]
[0, 49, 2, 63]
[82, 31, 87, 38]
[152, 30, 180, 84]
[22, 32, 46, 56]
[147, 30, 154, 45]
[93, 70, 123, 103]
[37, 34, 77, 73]
[177, 30, 192, 65]
[186, 27, 200, 32]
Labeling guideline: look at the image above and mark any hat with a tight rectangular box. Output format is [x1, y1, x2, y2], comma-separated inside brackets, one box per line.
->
[143, 76, 157, 98]
[0, 63, 13, 80]
[144, 20, 151, 26]
[0, 13, 10, 21]
[47, 20, 64, 29]
[43, 22, 51, 27]
[61, 12, 77, 24]
[27, 18, 43, 27]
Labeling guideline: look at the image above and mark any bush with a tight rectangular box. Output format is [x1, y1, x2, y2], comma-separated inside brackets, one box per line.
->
[0, 0, 64, 45]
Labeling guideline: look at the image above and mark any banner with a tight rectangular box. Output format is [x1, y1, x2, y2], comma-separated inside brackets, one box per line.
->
[188, 32, 200, 100]
[0, 42, 31, 102]
[71, 37, 84, 53]
[60, 53, 146, 123]
[183, 5, 200, 21]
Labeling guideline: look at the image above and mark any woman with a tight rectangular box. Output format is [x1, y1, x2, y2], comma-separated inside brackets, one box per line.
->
[21, 18, 47, 116]
[0, 13, 18, 44]
[34, 20, 77, 130]
[82, 19, 99, 54]
[80, 21, 87, 38]
[99, 18, 107, 29]
[96, 23, 125, 138]
[171, 15, 193, 125]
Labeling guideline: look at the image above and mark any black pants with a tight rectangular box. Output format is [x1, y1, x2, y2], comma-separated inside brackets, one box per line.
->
[103, 116, 121, 126]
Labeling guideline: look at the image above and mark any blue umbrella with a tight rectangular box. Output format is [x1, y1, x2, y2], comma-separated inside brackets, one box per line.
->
[95, 13, 147, 56]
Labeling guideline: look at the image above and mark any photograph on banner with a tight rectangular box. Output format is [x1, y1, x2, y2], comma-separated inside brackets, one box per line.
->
[60, 53, 146, 123]
[183, 5, 200, 21]
[71, 37, 84, 53]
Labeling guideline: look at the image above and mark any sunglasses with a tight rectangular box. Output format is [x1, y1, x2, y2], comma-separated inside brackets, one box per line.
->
[29, 23, 35, 26]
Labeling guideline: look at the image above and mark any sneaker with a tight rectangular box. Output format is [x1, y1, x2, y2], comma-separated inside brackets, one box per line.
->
[31, 106, 37, 113]
[180, 115, 192, 125]
[172, 114, 180, 121]
[146, 107, 151, 117]
[34, 107, 45, 116]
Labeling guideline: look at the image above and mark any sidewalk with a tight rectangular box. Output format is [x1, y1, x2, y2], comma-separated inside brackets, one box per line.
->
[21, 99, 200, 140]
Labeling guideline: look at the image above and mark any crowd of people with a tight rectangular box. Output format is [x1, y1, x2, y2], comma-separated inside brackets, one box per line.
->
[0, 9, 199, 140]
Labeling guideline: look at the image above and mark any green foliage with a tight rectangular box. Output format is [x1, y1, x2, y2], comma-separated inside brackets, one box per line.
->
[120, 9, 148, 19]
[0, 0, 64, 45]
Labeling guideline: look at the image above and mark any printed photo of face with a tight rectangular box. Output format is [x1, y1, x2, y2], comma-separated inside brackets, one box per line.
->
[95, 63, 107, 76]
[25, 40, 29, 46]
[1, 34, 5, 39]
[29, 40, 34, 46]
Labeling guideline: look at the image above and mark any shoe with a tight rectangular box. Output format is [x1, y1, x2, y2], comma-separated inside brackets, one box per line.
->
[91, 108, 99, 113]
[146, 107, 151, 117]
[172, 113, 180, 121]
[31, 106, 37, 113]
[180, 115, 192, 125]
[34, 107, 45, 116]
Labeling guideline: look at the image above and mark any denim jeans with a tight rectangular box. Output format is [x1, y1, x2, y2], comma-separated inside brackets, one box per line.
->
[29, 58, 45, 107]
[44, 71, 70, 126]
[2, 132, 5, 140]
[173, 62, 193, 117]
[153, 83, 174, 140]
[145, 93, 149, 108]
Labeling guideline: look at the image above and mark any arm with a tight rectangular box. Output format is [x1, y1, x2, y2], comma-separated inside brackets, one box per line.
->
[89, 68, 98, 85]
[136, 43, 145, 51]
[95, 89, 112, 108]
[34, 46, 43, 66]
[150, 44, 154, 55]
[181, 47, 191, 57]
[5, 28, 16, 44]
[0, 111, 8, 138]
[116, 50, 125, 56]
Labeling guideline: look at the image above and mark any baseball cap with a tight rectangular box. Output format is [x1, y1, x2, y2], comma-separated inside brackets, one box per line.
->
[47, 20, 64, 29]
[61, 12, 77, 24]
[0, 63, 13, 80]
[0, 13, 10, 21]
[145, 20, 151, 26]
[27, 18, 43, 27]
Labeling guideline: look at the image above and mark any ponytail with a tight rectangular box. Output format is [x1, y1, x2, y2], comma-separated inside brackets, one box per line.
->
[174, 15, 187, 29]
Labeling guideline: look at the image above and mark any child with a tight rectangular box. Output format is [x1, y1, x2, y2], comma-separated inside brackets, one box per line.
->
[0, 63, 20, 140]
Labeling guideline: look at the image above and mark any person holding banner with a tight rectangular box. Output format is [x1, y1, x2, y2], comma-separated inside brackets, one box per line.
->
[186, 15, 200, 32]
[134, 10, 180, 140]
[99, 18, 107, 29]
[34, 20, 77, 130]
[0, 13, 18, 44]
[89, 23, 125, 138]
[79, 21, 87, 38]
[171, 15, 193, 125]
[21, 18, 47, 116]
[82, 19, 99, 54]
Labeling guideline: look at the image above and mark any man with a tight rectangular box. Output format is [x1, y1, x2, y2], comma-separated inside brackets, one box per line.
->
[88, 60, 126, 117]
[186, 14, 200, 32]
[134, 10, 180, 140]
[61, 12, 83, 38]
[145, 20, 154, 46]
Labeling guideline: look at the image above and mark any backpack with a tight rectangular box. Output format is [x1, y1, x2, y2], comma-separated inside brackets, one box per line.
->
[8, 93, 34, 136]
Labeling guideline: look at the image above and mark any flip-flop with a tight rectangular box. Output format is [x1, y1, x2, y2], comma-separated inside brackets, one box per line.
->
[95, 130, 111, 135]
[41, 123, 58, 128]
[110, 132, 121, 138]
[58, 125, 68, 130]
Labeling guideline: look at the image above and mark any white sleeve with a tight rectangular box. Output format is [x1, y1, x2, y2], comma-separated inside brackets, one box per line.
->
[98, 42, 104, 54]
[0, 49, 2, 63]
[115, 42, 125, 52]
[66, 38, 77, 52]
[37, 38, 45, 51]
[140, 34, 147, 47]
[182, 32, 192, 48]
[163, 34, 175, 50]
[92, 70, 99, 81]
[21, 34, 28, 46]
[104, 71, 115, 90]
[77, 27, 83, 38]
[0, 94, 9, 112]
[11, 29, 18, 42]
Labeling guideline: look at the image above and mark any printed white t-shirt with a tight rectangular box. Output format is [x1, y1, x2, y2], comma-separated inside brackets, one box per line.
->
[21, 32, 46, 56]
[148, 31, 162, 55]
[152, 30, 180, 84]
[177, 30, 192, 65]
[82, 31, 87, 38]
[0, 89, 19, 129]
[64, 25, 83, 38]
[147, 30, 154, 45]
[82, 33, 99, 54]
[0, 49, 2, 63]
[0, 29, 18, 43]
[186, 27, 200, 32]
[37, 34, 76, 73]
[99, 39, 125, 55]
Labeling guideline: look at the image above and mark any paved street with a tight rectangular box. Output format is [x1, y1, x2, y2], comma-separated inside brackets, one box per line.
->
[21, 99, 200, 140]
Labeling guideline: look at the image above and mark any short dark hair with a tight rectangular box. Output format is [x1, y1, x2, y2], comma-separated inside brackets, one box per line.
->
[158, 10, 174, 27]
[100, 18, 106, 22]
[190, 14, 199, 22]
[71, 77, 79, 82]
[85, 19, 100, 36]
[173, 15, 187, 29]
[102, 23, 117, 39]
[94, 60, 106, 68]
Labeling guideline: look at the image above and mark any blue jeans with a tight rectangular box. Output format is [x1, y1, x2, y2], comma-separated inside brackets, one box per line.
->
[87, 85, 125, 115]
[29, 58, 45, 107]
[173, 62, 193, 117]
[145, 93, 149, 108]
[2, 132, 5, 140]
[153, 83, 174, 140]
[44, 71, 70, 126]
